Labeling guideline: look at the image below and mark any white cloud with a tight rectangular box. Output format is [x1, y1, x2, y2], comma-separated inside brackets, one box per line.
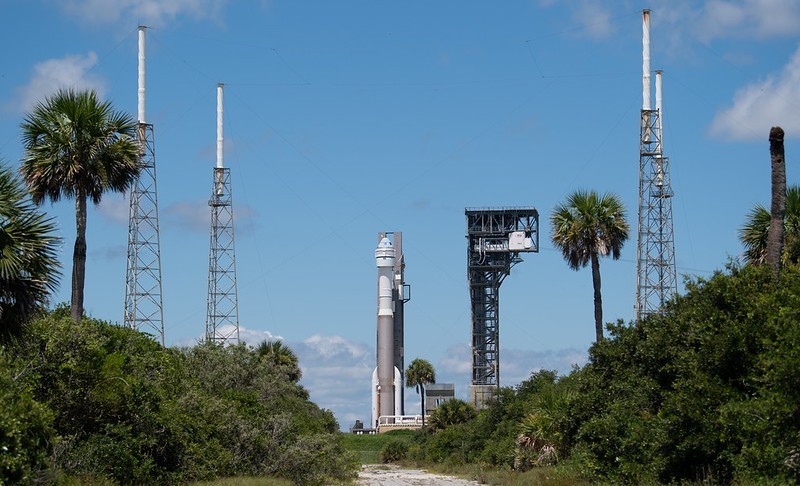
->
[294, 334, 374, 430]
[537, 0, 615, 40]
[15, 52, 106, 113]
[58, 0, 229, 27]
[575, 2, 615, 40]
[237, 325, 282, 345]
[301, 334, 372, 360]
[98, 193, 130, 224]
[162, 199, 257, 233]
[710, 46, 800, 140]
[696, 0, 800, 41]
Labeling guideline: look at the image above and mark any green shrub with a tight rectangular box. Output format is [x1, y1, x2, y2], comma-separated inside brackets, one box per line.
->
[0, 354, 54, 484]
[380, 440, 409, 463]
[2, 311, 359, 485]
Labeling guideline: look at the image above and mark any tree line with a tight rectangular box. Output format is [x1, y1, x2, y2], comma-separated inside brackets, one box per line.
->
[2, 88, 798, 484]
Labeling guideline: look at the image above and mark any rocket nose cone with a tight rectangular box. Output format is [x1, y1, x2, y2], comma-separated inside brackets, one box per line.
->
[378, 237, 393, 248]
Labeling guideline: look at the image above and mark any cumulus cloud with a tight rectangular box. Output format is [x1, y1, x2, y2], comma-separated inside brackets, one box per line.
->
[176, 324, 282, 347]
[695, 0, 800, 41]
[537, 0, 616, 39]
[162, 199, 257, 233]
[57, 0, 229, 27]
[14, 52, 106, 113]
[98, 193, 130, 224]
[575, 2, 615, 40]
[710, 46, 800, 140]
[294, 334, 374, 430]
[236, 325, 283, 345]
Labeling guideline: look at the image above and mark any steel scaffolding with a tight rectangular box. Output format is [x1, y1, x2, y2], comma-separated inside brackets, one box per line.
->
[466, 208, 538, 408]
[124, 122, 165, 345]
[206, 167, 239, 344]
[635, 108, 677, 320]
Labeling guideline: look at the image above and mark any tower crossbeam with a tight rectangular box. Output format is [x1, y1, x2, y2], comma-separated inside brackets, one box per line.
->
[124, 122, 165, 345]
[206, 167, 239, 344]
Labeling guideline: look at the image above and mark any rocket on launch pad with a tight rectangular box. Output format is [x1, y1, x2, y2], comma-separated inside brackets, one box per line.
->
[371, 233, 406, 428]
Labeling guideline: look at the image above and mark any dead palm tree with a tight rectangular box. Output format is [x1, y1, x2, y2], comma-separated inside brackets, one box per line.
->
[767, 126, 786, 276]
[20, 89, 139, 322]
[550, 190, 629, 341]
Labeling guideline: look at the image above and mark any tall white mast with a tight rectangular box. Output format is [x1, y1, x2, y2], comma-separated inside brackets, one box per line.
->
[125, 24, 165, 345]
[642, 10, 651, 111]
[217, 83, 224, 169]
[138, 26, 146, 124]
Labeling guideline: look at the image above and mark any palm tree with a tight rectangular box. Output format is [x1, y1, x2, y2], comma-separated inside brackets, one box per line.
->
[256, 339, 301, 381]
[20, 89, 140, 322]
[0, 163, 61, 340]
[405, 358, 436, 426]
[550, 190, 629, 342]
[740, 185, 800, 267]
[428, 398, 476, 431]
[767, 126, 786, 275]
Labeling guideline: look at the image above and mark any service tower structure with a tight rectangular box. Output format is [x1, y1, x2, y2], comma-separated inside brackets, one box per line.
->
[371, 232, 409, 428]
[124, 25, 165, 345]
[466, 208, 538, 409]
[635, 9, 677, 320]
[205, 83, 240, 344]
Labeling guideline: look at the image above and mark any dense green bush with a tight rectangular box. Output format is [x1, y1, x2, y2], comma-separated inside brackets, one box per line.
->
[407, 264, 800, 485]
[570, 263, 800, 483]
[0, 353, 54, 484]
[380, 439, 409, 463]
[1, 310, 357, 485]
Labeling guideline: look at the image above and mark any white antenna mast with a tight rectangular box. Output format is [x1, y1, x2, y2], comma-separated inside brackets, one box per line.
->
[217, 83, 224, 169]
[138, 26, 146, 123]
[642, 10, 651, 111]
[125, 24, 165, 345]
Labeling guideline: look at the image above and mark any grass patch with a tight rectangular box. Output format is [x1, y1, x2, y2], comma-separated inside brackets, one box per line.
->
[340, 430, 415, 464]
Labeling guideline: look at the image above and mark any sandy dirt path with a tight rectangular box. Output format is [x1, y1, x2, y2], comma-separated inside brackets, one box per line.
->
[356, 464, 481, 485]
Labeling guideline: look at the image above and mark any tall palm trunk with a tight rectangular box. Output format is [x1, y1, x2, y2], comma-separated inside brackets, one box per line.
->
[420, 387, 426, 426]
[768, 126, 786, 276]
[590, 253, 603, 341]
[72, 193, 87, 322]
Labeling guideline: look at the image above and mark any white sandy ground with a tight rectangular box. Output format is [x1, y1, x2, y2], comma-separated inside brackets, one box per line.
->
[356, 464, 481, 485]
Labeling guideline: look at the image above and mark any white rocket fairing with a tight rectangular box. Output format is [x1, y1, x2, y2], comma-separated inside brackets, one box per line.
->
[371, 237, 403, 427]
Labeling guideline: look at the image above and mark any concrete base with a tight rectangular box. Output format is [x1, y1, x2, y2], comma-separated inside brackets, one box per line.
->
[470, 384, 498, 410]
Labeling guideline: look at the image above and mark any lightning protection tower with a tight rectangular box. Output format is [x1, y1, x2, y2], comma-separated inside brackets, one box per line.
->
[124, 25, 165, 345]
[636, 10, 677, 321]
[466, 207, 538, 409]
[206, 83, 240, 344]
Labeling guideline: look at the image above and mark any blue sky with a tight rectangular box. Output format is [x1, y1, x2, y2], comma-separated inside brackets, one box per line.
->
[2, 0, 799, 429]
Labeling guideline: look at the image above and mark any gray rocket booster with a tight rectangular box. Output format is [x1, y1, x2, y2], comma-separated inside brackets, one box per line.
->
[371, 235, 403, 427]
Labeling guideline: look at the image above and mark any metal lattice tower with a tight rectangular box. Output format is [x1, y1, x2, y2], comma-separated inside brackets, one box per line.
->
[636, 11, 677, 321]
[206, 84, 239, 344]
[466, 208, 538, 408]
[124, 26, 164, 345]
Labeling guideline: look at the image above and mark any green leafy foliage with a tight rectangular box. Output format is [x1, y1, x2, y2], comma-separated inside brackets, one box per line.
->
[429, 399, 476, 431]
[0, 162, 60, 340]
[1, 311, 358, 485]
[406, 265, 800, 485]
[0, 353, 54, 484]
[570, 263, 800, 483]
[380, 440, 409, 463]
